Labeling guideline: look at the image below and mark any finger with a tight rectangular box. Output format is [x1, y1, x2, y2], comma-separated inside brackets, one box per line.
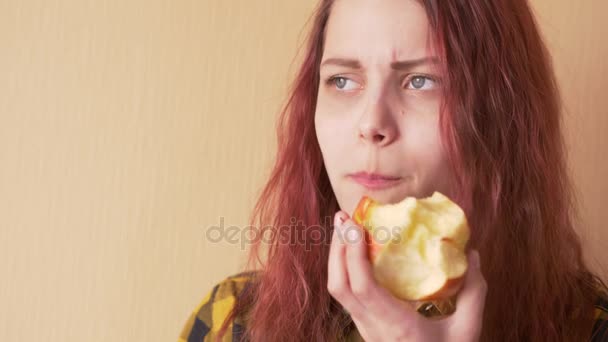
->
[342, 218, 419, 322]
[327, 211, 366, 317]
[450, 250, 487, 335]
[343, 218, 375, 300]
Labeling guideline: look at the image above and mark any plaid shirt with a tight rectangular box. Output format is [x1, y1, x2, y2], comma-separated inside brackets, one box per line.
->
[179, 271, 608, 341]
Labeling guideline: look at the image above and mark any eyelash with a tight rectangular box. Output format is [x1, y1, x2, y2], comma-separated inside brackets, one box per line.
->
[324, 74, 439, 92]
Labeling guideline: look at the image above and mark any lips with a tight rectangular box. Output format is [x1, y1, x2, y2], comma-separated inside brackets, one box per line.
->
[348, 172, 403, 190]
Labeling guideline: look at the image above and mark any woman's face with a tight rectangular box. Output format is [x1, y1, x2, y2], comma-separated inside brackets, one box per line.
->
[315, 0, 454, 216]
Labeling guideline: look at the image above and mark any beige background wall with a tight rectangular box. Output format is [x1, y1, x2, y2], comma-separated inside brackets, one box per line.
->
[0, 1, 605, 341]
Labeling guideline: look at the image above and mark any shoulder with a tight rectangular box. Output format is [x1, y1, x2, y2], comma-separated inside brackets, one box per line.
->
[178, 271, 260, 342]
[592, 288, 608, 341]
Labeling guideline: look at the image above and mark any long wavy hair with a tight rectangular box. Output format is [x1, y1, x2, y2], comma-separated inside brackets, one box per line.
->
[217, 0, 606, 340]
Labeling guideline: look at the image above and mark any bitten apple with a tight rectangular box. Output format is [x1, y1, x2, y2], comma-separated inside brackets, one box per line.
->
[352, 191, 470, 301]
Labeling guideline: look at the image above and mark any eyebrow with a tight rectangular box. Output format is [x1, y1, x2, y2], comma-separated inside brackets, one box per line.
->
[320, 56, 439, 70]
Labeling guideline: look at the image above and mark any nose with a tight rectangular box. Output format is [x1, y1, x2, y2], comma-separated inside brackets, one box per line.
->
[358, 97, 398, 147]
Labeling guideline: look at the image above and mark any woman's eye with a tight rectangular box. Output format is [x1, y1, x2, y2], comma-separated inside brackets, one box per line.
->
[406, 76, 437, 90]
[327, 76, 360, 91]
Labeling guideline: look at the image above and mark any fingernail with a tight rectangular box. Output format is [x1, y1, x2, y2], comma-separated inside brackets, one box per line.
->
[334, 212, 347, 227]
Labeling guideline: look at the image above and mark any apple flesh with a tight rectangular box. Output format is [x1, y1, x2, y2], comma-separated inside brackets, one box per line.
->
[352, 191, 470, 301]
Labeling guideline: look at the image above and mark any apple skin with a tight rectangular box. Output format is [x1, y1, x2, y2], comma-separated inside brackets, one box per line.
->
[353, 196, 383, 261]
[352, 193, 469, 302]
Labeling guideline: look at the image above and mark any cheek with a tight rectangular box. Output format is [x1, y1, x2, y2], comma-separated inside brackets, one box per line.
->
[401, 113, 453, 192]
[314, 104, 351, 156]
[314, 109, 355, 207]
[410, 133, 453, 195]
[316, 120, 349, 175]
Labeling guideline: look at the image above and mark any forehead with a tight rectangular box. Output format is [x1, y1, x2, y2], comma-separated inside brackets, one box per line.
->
[323, 0, 432, 64]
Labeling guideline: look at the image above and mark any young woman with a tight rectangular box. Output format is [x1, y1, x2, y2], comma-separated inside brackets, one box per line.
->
[179, 0, 608, 341]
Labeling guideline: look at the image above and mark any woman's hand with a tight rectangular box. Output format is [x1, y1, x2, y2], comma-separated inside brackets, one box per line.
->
[328, 211, 488, 342]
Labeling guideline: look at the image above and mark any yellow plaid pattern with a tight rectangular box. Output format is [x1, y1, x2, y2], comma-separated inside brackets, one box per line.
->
[179, 272, 608, 341]
[592, 289, 608, 341]
[179, 271, 256, 342]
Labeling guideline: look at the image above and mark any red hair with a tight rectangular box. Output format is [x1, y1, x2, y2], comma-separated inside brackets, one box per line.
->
[217, 0, 607, 340]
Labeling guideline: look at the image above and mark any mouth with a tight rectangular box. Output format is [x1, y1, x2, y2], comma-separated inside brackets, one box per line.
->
[347, 171, 403, 190]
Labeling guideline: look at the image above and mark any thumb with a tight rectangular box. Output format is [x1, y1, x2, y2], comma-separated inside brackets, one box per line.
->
[450, 250, 488, 332]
